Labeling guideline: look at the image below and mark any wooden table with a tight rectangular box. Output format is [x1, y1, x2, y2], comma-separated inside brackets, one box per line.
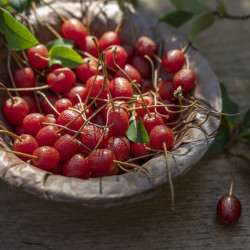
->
[0, 1, 250, 249]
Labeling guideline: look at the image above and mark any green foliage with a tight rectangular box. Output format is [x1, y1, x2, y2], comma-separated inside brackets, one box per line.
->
[49, 46, 83, 68]
[159, 11, 193, 28]
[0, 7, 39, 50]
[46, 38, 74, 51]
[170, 0, 209, 14]
[189, 12, 215, 48]
[126, 117, 149, 143]
[4, 0, 39, 13]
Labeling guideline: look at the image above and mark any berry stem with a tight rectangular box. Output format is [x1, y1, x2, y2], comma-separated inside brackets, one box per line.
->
[45, 22, 62, 39]
[0, 130, 23, 142]
[0, 81, 14, 104]
[153, 54, 162, 63]
[37, 91, 60, 116]
[0, 85, 51, 92]
[162, 141, 175, 210]
[0, 147, 38, 160]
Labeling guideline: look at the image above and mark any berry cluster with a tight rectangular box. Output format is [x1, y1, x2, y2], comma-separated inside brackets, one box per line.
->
[1, 17, 197, 180]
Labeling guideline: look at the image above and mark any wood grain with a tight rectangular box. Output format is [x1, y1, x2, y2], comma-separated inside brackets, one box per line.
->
[0, 0, 250, 249]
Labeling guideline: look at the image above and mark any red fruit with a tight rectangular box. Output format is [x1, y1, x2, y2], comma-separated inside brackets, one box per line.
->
[49, 162, 63, 175]
[45, 114, 57, 124]
[99, 31, 121, 52]
[22, 96, 39, 114]
[135, 36, 157, 58]
[110, 77, 133, 101]
[81, 125, 104, 150]
[102, 102, 129, 121]
[105, 136, 130, 161]
[104, 45, 127, 68]
[46, 63, 62, 74]
[13, 134, 38, 161]
[140, 79, 153, 93]
[32, 146, 60, 171]
[63, 86, 87, 105]
[73, 103, 93, 119]
[131, 142, 150, 158]
[3, 97, 29, 125]
[42, 95, 59, 115]
[79, 35, 99, 58]
[161, 49, 186, 74]
[36, 125, 61, 147]
[61, 18, 88, 46]
[173, 69, 196, 92]
[90, 112, 105, 126]
[13, 67, 36, 95]
[107, 108, 129, 136]
[15, 124, 27, 136]
[57, 109, 84, 135]
[150, 125, 174, 151]
[115, 64, 141, 84]
[47, 68, 76, 93]
[123, 45, 135, 62]
[62, 154, 90, 179]
[135, 96, 155, 118]
[54, 134, 79, 162]
[54, 98, 73, 113]
[157, 99, 178, 123]
[142, 112, 164, 134]
[158, 79, 175, 100]
[88, 149, 117, 174]
[76, 57, 101, 84]
[27, 44, 49, 69]
[217, 195, 242, 225]
[23, 113, 48, 136]
[130, 56, 151, 79]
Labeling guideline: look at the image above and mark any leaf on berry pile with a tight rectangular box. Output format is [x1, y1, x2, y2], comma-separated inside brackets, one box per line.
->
[242, 109, 250, 129]
[170, 0, 209, 14]
[159, 11, 194, 28]
[207, 126, 230, 154]
[126, 117, 149, 143]
[47, 38, 73, 51]
[189, 11, 215, 48]
[49, 46, 83, 68]
[0, 0, 13, 10]
[7, 0, 39, 13]
[216, 0, 227, 18]
[0, 7, 39, 50]
[220, 82, 239, 135]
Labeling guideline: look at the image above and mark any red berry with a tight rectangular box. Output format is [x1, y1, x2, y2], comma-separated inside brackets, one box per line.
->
[81, 125, 104, 150]
[104, 45, 127, 68]
[102, 102, 129, 121]
[22, 96, 39, 114]
[173, 69, 196, 92]
[130, 56, 151, 79]
[45, 114, 57, 124]
[161, 49, 186, 74]
[32, 146, 60, 171]
[63, 86, 87, 105]
[135, 96, 154, 118]
[61, 18, 88, 46]
[42, 95, 59, 115]
[3, 97, 29, 125]
[54, 98, 73, 113]
[217, 195, 242, 225]
[47, 68, 76, 94]
[131, 142, 150, 158]
[123, 45, 135, 62]
[13, 134, 38, 161]
[115, 64, 141, 84]
[88, 149, 117, 174]
[27, 44, 49, 69]
[36, 125, 61, 147]
[99, 31, 121, 52]
[140, 79, 153, 93]
[15, 124, 27, 136]
[107, 108, 129, 136]
[54, 134, 79, 162]
[158, 79, 175, 100]
[62, 154, 90, 179]
[105, 136, 130, 161]
[79, 35, 99, 58]
[76, 57, 101, 84]
[135, 36, 157, 58]
[142, 112, 164, 134]
[157, 99, 178, 123]
[23, 113, 48, 136]
[110, 77, 133, 101]
[13, 67, 36, 95]
[150, 125, 174, 151]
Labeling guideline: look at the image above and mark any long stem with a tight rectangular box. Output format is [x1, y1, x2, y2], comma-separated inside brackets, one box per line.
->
[0, 147, 38, 160]
[0, 82, 14, 103]
[0, 130, 22, 142]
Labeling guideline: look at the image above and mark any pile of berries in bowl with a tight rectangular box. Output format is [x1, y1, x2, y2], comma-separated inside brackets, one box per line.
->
[0, 1, 221, 207]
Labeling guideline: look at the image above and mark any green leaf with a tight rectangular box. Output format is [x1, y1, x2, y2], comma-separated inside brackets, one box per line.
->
[47, 38, 73, 51]
[206, 126, 230, 154]
[49, 45, 83, 68]
[0, 0, 13, 10]
[126, 117, 149, 143]
[189, 12, 215, 48]
[159, 11, 194, 27]
[7, 0, 39, 12]
[220, 82, 239, 135]
[243, 109, 250, 129]
[170, 0, 209, 14]
[239, 128, 250, 138]
[0, 7, 39, 50]
[217, 0, 227, 18]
